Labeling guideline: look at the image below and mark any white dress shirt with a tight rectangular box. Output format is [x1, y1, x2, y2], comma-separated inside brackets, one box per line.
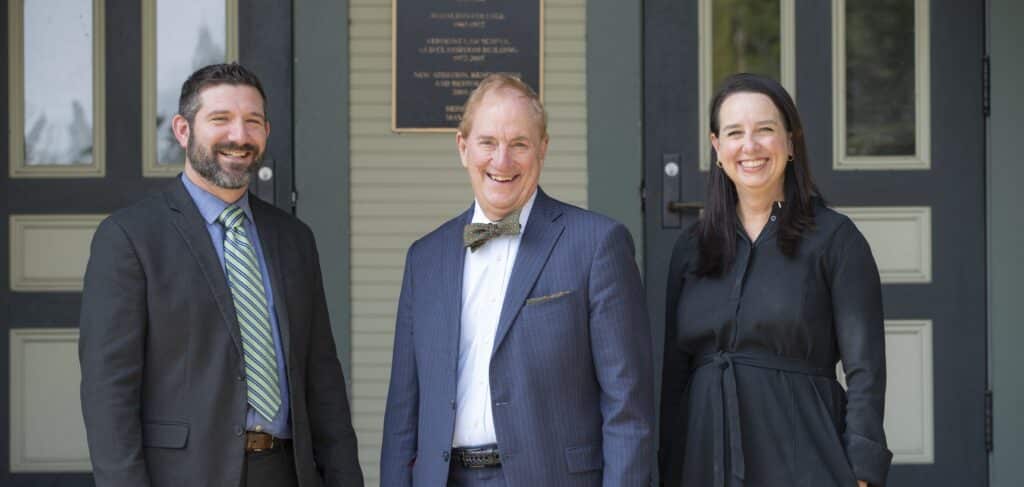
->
[452, 191, 537, 447]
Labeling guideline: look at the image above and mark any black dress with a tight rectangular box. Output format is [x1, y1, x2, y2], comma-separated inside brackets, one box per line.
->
[659, 203, 892, 487]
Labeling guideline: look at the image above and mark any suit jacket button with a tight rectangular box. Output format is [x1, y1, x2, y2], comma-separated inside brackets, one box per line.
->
[442, 451, 450, 462]
[234, 425, 244, 436]
[237, 374, 245, 381]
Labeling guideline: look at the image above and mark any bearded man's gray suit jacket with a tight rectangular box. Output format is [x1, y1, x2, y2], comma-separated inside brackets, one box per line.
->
[78, 179, 363, 487]
[380, 188, 655, 486]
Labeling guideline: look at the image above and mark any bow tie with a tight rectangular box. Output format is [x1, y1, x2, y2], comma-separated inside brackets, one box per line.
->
[463, 209, 522, 252]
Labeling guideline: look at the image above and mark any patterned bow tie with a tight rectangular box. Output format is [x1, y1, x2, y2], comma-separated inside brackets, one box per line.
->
[463, 209, 522, 251]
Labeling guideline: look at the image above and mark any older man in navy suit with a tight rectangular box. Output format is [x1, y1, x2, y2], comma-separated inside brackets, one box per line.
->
[380, 74, 655, 486]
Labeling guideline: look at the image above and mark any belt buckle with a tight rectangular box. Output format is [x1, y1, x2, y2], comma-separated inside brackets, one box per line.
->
[247, 432, 276, 453]
[457, 446, 500, 469]
[463, 453, 489, 470]
[253, 436, 274, 453]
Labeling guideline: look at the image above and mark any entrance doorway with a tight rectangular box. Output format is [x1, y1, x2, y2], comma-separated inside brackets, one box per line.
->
[643, 0, 987, 484]
[1, 1, 292, 484]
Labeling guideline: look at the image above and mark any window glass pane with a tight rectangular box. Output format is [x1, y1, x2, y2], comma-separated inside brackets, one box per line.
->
[846, 0, 915, 156]
[712, 0, 781, 89]
[156, 0, 227, 165]
[23, 0, 93, 166]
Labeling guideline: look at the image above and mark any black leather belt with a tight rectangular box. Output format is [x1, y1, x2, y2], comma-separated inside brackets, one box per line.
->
[451, 444, 502, 469]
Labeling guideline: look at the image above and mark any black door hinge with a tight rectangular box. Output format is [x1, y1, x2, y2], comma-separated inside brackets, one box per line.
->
[985, 389, 993, 453]
[640, 182, 647, 213]
[983, 56, 991, 118]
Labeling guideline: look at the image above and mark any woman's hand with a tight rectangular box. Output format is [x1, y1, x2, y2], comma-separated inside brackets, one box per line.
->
[858, 481, 869, 487]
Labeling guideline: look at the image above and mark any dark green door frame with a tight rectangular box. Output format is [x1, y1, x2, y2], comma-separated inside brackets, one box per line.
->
[292, 0, 352, 377]
[587, 0, 644, 257]
[988, 0, 1024, 485]
[293, 0, 352, 377]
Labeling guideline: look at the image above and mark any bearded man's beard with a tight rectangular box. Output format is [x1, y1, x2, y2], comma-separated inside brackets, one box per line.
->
[187, 132, 263, 189]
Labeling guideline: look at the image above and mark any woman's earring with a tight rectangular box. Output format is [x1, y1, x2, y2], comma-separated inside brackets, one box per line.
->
[788, 154, 794, 162]
[716, 159, 723, 168]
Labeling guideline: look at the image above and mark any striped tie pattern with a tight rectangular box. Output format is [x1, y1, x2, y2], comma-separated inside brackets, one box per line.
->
[218, 205, 281, 422]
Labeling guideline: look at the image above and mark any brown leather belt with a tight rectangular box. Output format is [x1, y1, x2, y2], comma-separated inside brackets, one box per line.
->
[245, 431, 288, 453]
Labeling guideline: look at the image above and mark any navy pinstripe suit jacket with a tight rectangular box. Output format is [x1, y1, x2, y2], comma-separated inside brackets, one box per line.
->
[381, 188, 655, 486]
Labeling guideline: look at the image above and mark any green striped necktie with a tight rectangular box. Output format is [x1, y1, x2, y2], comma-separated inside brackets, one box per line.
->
[218, 205, 281, 422]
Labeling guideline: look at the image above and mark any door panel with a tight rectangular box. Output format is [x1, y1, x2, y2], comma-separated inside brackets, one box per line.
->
[0, 0, 293, 483]
[645, 0, 987, 484]
[239, 0, 294, 206]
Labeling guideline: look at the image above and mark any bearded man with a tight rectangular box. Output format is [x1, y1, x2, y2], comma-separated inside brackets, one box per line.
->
[79, 63, 363, 487]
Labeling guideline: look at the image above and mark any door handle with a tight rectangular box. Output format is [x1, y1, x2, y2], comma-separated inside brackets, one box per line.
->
[667, 200, 704, 213]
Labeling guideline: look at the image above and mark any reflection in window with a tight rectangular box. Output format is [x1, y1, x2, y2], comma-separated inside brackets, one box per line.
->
[156, 0, 227, 165]
[846, 0, 915, 156]
[712, 0, 781, 89]
[701, 0, 787, 170]
[23, 0, 93, 165]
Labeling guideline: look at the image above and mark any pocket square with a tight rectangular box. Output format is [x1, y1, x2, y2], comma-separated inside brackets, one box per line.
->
[525, 290, 572, 305]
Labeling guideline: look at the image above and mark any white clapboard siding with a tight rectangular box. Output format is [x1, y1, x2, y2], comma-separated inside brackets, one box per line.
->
[349, 1, 588, 484]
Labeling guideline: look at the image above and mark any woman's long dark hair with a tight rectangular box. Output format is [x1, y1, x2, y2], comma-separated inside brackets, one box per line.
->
[695, 73, 821, 277]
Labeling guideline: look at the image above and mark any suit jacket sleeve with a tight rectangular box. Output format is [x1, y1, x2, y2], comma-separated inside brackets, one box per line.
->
[587, 224, 656, 485]
[303, 231, 365, 486]
[829, 220, 893, 486]
[79, 217, 152, 487]
[380, 243, 420, 486]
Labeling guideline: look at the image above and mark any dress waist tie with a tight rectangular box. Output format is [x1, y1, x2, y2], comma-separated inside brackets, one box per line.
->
[694, 351, 835, 487]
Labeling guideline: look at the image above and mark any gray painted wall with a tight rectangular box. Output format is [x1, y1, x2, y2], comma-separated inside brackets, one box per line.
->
[587, 0, 644, 258]
[293, 0, 352, 376]
[989, 0, 1024, 485]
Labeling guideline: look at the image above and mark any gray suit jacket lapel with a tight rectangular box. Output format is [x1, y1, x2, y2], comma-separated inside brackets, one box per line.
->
[165, 180, 243, 355]
[252, 200, 293, 372]
[492, 189, 565, 354]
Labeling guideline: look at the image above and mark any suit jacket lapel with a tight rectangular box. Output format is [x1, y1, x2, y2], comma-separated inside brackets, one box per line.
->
[492, 189, 565, 354]
[165, 180, 243, 355]
[252, 199, 293, 372]
[444, 207, 472, 374]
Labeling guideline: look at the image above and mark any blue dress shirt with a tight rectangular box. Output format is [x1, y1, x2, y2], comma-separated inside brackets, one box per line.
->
[181, 173, 292, 438]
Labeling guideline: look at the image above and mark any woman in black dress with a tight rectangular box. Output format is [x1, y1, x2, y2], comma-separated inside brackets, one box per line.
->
[659, 74, 892, 487]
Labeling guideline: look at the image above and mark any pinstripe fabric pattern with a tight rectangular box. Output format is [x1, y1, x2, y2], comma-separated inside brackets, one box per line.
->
[218, 205, 282, 422]
[381, 190, 655, 486]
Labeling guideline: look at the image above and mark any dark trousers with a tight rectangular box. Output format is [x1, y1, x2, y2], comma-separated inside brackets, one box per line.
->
[242, 441, 299, 487]
[447, 462, 507, 487]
